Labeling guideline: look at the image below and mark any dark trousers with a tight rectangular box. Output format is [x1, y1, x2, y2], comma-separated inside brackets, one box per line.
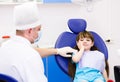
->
[114, 66, 120, 82]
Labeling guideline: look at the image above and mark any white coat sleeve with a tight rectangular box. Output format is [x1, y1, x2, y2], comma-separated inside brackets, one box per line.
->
[22, 52, 47, 82]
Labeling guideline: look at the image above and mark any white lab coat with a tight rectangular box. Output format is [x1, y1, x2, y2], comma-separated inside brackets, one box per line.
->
[0, 35, 47, 82]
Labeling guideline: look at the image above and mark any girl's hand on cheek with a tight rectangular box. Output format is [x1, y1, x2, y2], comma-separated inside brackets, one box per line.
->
[79, 42, 84, 50]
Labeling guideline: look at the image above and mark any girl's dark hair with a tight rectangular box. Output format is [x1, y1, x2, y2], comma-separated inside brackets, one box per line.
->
[68, 31, 109, 80]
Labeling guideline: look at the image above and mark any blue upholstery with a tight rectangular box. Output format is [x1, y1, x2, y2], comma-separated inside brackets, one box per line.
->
[0, 73, 18, 82]
[55, 19, 108, 75]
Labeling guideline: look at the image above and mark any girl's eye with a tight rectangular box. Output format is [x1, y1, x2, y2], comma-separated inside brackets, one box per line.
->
[87, 39, 90, 41]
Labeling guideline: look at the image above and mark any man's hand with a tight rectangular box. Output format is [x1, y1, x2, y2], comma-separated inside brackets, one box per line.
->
[57, 47, 78, 57]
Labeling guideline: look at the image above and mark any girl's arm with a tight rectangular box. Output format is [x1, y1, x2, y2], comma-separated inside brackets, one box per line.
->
[103, 69, 109, 82]
[72, 46, 84, 63]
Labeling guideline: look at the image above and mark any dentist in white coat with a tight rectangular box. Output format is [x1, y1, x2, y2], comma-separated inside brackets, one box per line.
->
[0, 2, 77, 82]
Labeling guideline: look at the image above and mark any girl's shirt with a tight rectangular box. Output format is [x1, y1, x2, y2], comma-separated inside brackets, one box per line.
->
[78, 50, 105, 73]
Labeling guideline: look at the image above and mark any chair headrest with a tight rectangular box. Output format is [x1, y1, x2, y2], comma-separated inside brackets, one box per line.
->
[68, 19, 87, 34]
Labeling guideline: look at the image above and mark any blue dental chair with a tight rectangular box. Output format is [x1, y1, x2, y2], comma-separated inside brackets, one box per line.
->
[55, 19, 109, 79]
[0, 73, 18, 82]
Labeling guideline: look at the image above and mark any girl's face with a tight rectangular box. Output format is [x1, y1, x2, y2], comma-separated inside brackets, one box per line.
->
[77, 37, 94, 51]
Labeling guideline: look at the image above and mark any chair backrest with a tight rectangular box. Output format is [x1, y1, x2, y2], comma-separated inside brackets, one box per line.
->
[0, 73, 18, 82]
[55, 19, 108, 75]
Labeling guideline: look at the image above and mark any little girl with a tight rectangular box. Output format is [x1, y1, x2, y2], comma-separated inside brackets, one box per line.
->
[68, 31, 109, 82]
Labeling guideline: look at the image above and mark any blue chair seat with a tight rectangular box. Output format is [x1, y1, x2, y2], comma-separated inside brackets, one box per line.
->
[0, 73, 18, 82]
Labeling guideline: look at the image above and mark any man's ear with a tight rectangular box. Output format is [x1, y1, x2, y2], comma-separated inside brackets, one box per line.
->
[28, 28, 32, 34]
[26, 28, 32, 34]
[24, 28, 32, 37]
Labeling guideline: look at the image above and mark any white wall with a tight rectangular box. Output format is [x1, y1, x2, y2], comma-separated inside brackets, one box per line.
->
[0, 0, 120, 81]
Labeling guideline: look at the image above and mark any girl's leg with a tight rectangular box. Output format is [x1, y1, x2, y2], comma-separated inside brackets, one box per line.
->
[73, 79, 88, 82]
[94, 77, 106, 82]
[80, 80, 88, 82]
[78, 79, 88, 82]
[94, 79, 104, 82]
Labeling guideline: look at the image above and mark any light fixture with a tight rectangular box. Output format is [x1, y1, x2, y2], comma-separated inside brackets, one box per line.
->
[72, 0, 101, 4]
[71, 0, 102, 12]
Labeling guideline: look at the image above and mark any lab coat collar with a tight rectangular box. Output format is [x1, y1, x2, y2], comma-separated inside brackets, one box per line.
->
[12, 35, 32, 47]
